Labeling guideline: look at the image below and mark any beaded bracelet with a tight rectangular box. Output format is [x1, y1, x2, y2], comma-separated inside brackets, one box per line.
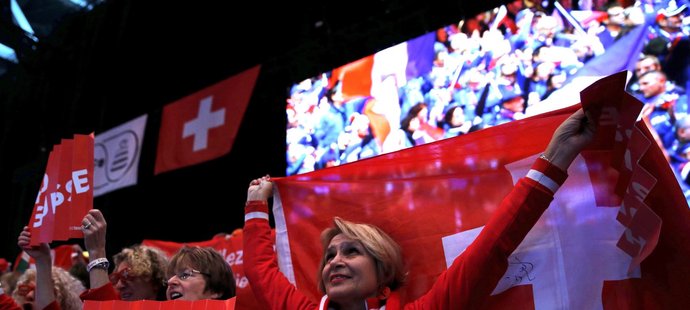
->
[87, 257, 110, 272]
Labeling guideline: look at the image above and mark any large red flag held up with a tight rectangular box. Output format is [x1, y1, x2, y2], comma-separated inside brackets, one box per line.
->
[28, 134, 94, 246]
[154, 65, 261, 175]
[142, 230, 273, 310]
[270, 71, 690, 308]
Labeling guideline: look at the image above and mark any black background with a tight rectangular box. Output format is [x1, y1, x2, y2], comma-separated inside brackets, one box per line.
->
[0, 0, 509, 263]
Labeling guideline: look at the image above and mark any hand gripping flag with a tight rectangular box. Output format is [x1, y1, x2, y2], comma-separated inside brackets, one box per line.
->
[155, 66, 260, 175]
[270, 71, 690, 309]
[28, 134, 94, 245]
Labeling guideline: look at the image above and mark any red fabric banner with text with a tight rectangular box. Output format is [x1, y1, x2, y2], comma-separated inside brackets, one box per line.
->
[28, 134, 94, 245]
[271, 72, 690, 308]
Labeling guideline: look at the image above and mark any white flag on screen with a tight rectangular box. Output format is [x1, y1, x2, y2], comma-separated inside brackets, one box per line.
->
[94, 114, 147, 197]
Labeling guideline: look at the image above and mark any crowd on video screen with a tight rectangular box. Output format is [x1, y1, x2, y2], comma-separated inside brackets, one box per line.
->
[285, 0, 690, 202]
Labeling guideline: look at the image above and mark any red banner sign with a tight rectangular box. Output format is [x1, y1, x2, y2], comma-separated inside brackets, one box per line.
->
[28, 134, 94, 245]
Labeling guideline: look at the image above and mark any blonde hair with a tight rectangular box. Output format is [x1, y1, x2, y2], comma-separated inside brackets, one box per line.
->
[317, 217, 407, 294]
[13, 267, 85, 310]
[0, 271, 21, 297]
[113, 245, 169, 300]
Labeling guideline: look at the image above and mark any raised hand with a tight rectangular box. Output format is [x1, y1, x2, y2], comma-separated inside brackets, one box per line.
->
[17, 226, 56, 309]
[247, 175, 273, 202]
[82, 209, 107, 259]
[543, 108, 597, 171]
[17, 226, 50, 261]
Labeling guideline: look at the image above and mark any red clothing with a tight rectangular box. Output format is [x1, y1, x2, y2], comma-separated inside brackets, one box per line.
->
[244, 158, 566, 309]
[0, 294, 60, 310]
[79, 282, 120, 301]
[0, 294, 21, 310]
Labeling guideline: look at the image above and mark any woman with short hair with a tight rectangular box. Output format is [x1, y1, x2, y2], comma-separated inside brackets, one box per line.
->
[79, 210, 170, 302]
[4, 227, 86, 310]
[165, 246, 236, 301]
[79, 211, 236, 302]
[244, 108, 596, 309]
[12, 266, 85, 310]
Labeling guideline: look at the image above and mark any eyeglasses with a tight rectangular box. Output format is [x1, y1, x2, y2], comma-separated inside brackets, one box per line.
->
[163, 269, 209, 286]
[109, 267, 139, 285]
[17, 283, 35, 297]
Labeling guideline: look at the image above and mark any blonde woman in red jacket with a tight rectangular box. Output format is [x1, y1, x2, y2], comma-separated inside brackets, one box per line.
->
[243, 108, 596, 309]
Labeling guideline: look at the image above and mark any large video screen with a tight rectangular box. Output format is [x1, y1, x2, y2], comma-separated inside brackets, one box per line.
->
[285, 1, 661, 176]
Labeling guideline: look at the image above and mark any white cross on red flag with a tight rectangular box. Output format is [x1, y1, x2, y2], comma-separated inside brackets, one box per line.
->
[28, 134, 94, 245]
[154, 65, 260, 175]
[271, 71, 690, 308]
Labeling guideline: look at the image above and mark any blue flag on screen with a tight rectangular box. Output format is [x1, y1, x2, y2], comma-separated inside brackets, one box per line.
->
[404, 32, 436, 80]
[531, 24, 649, 115]
[569, 24, 648, 79]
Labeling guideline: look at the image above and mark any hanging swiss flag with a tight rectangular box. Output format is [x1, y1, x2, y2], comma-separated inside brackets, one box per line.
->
[270, 71, 690, 308]
[154, 65, 261, 175]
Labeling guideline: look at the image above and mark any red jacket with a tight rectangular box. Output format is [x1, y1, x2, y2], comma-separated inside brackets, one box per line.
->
[244, 157, 566, 309]
[79, 282, 120, 301]
[0, 294, 60, 310]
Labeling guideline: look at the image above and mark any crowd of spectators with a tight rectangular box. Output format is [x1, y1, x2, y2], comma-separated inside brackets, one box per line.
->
[286, 0, 690, 204]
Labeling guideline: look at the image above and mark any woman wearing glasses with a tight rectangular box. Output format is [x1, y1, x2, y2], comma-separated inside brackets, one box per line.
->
[10, 264, 85, 310]
[164, 246, 235, 300]
[80, 210, 235, 302]
[4, 227, 85, 310]
[79, 209, 169, 301]
[103, 244, 169, 300]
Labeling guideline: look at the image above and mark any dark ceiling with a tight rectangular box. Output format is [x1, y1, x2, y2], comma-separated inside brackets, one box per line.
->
[0, 0, 510, 261]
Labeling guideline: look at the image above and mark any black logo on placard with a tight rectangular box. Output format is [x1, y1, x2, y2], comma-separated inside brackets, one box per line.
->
[94, 130, 140, 189]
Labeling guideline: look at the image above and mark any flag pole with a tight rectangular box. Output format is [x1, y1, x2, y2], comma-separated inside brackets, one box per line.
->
[553, 2, 587, 36]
